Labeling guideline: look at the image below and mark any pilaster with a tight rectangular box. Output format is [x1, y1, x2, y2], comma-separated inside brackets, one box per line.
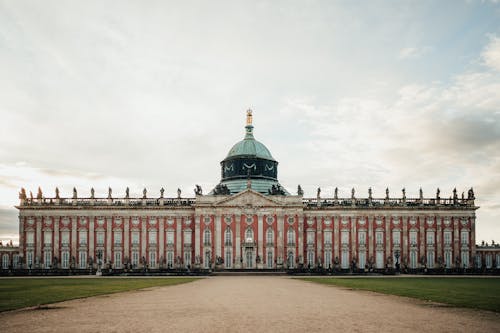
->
[195, 215, 201, 259]
[257, 214, 263, 269]
[36, 217, 42, 267]
[106, 217, 112, 261]
[235, 215, 241, 268]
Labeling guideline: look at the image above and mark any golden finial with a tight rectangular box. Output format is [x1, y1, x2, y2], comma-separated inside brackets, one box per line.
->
[246, 109, 253, 126]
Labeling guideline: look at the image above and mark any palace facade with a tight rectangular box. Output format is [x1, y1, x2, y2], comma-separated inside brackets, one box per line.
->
[3, 111, 500, 273]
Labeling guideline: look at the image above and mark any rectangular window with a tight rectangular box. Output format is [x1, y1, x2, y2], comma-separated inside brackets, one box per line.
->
[226, 249, 233, 268]
[307, 231, 315, 245]
[44, 251, 51, 269]
[79, 231, 87, 245]
[61, 251, 69, 269]
[409, 231, 417, 246]
[341, 231, 349, 245]
[149, 251, 156, 268]
[358, 251, 366, 270]
[461, 251, 469, 268]
[114, 251, 122, 269]
[426, 231, 435, 245]
[445, 251, 452, 269]
[27, 251, 34, 267]
[26, 232, 34, 245]
[485, 254, 492, 269]
[44, 232, 52, 245]
[96, 232, 105, 245]
[308, 250, 315, 266]
[392, 231, 401, 246]
[341, 250, 349, 269]
[324, 231, 332, 245]
[184, 251, 191, 268]
[266, 250, 272, 269]
[61, 231, 70, 245]
[496, 254, 500, 269]
[461, 231, 469, 245]
[13, 255, 19, 269]
[131, 231, 140, 245]
[376, 251, 384, 269]
[114, 231, 122, 245]
[184, 231, 192, 245]
[375, 232, 383, 245]
[167, 251, 174, 268]
[325, 251, 332, 268]
[358, 231, 366, 246]
[410, 251, 417, 269]
[166, 231, 174, 245]
[132, 251, 139, 268]
[427, 251, 435, 268]
[149, 231, 157, 244]
[79, 251, 87, 269]
[444, 231, 452, 245]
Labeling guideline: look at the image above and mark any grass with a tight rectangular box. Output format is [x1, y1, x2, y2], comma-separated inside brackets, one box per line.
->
[0, 277, 198, 312]
[300, 277, 500, 313]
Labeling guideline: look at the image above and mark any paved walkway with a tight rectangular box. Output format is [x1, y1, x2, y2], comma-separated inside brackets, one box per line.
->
[1, 277, 499, 332]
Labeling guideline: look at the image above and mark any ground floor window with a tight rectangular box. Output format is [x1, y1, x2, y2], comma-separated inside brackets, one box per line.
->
[2, 254, 9, 269]
[445, 251, 452, 269]
[44, 251, 51, 269]
[114, 252, 122, 269]
[287, 251, 294, 269]
[225, 249, 232, 269]
[13, 254, 19, 269]
[325, 251, 332, 269]
[132, 251, 139, 268]
[427, 251, 434, 268]
[205, 251, 211, 269]
[167, 251, 174, 268]
[410, 251, 417, 269]
[461, 251, 469, 268]
[61, 251, 69, 269]
[341, 250, 349, 269]
[246, 250, 253, 268]
[184, 251, 191, 268]
[358, 251, 366, 270]
[149, 251, 156, 269]
[475, 254, 482, 269]
[496, 254, 500, 269]
[79, 251, 87, 269]
[376, 251, 384, 269]
[485, 254, 492, 268]
[27, 251, 33, 268]
[266, 250, 273, 269]
[307, 250, 315, 267]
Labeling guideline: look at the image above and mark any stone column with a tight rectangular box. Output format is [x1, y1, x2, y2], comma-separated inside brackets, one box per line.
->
[88, 218, 94, 263]
[453, 217, 459, 260]
[235, 215, 241, 268]
[71, 217, 78, 262]
[277, 214, 285, 266]
[334, 216, 340, 261]
[402, 217, 408, 260]
[106, 217, 112, 262]
[470, 215, 476, 258]
[257, 214, 263, 269]
[317, 217, 323, 266]
[419, 216, 425, 267]
[368, 216, 373, 262]
[351, 217, 357, 262]
[123, 217, 129, 262]
[159, 217, 165, 265]
[36, 217, 42, 267]
[54, 217, 60, 264]
[18, 215, 24, 267]
[215, 214, 222, 259]
[195, 215, 201, 260]
[175, 217, 182, 260]
[298, 215, 304, 265]
[436, 216, 442, 262]
[385, 216, 391, 266]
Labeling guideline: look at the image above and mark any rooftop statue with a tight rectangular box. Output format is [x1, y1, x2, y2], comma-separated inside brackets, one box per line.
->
[125, 187, 129, 199]
[177, 188, 181, 199]
[385, 188, 389, 200]
[55, 187, 60, 199]
[90, 187, 95, 199]
[37, 187, 43, 199]
[351, 188, 355, 199]
[143, 188, 147, 199]
[368, 187, 372, 199]
[419, 188, 423, 200]
[297, 185, 304, 196]
[317, 187, 321, 199]
[30, 191, 33, 200]
[436, 188, 440, 200]
[19, 188, 27, 200]
[160, 187, 165, 198]
[108, 187, 112, 199]
[334, 187, 338, 200]
[402, 188, 406, 200]
[73, 187, 77, 199]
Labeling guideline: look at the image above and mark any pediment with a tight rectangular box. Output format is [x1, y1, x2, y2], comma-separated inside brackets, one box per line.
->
[214, 189, 281, 207]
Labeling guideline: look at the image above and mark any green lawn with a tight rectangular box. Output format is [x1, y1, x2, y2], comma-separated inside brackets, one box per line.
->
[300, 277, 500, 313]
[0, 277, 198, 312]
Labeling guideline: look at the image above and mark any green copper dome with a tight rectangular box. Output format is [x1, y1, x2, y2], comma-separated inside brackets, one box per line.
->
[225, 125, 276, 161]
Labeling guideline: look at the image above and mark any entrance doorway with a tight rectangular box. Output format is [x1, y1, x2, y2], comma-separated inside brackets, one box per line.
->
[245, 249, 253, 268]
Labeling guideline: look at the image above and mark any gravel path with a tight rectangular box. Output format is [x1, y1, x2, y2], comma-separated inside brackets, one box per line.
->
[1, 276, 499, 333]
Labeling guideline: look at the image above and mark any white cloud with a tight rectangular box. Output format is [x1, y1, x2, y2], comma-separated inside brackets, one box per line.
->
[482, 35, 500, 71]
[398, 46, 431, 59]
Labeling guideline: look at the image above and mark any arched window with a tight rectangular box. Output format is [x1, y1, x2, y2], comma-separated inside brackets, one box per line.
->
[287, 251, 295, 269]
[266, 228, 274, 244]
[245, 227, 254, 242]
[225, 228, 232, 246]
[2, 254, 9, 269]
[287, 228, 295, 245]
[204, 229, 211, 245]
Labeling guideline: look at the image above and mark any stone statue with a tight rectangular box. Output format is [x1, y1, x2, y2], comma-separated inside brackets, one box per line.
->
[461, 192, 465, 201]
[90, 187, 95, 199]
[453, 188, 457, 199]
[125, 187, 129, 199]
[160, 187, 165, 198]
[73, 187, 77, 199]
[30, 191, 33, 201]
[55, 187, 60, 199]
[19, 188, 27, 200]
[316, 187, 321, 199]
[143, 188, 147, 199]
[351, 188, 355, 199]
[194, 185, 203, 196]
[436, 188, 440, 200]
[108, 187, 112, 199]
[297, 185, 304, 196]
[177, 188, 181, 199]
[334, 187, 338, 200]
[419, 188, 423, 200]
[385, 187, 389, 199]
[37, 187, 43, 199]
[402, 188, 406, 199]
[368, 187, 372, 199]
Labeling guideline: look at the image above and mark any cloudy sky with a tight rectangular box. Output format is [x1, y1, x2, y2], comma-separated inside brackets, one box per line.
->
[1, 1, 499, 244]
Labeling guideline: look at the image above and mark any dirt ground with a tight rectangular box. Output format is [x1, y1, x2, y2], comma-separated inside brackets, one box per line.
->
[1, 276, 499, 333]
